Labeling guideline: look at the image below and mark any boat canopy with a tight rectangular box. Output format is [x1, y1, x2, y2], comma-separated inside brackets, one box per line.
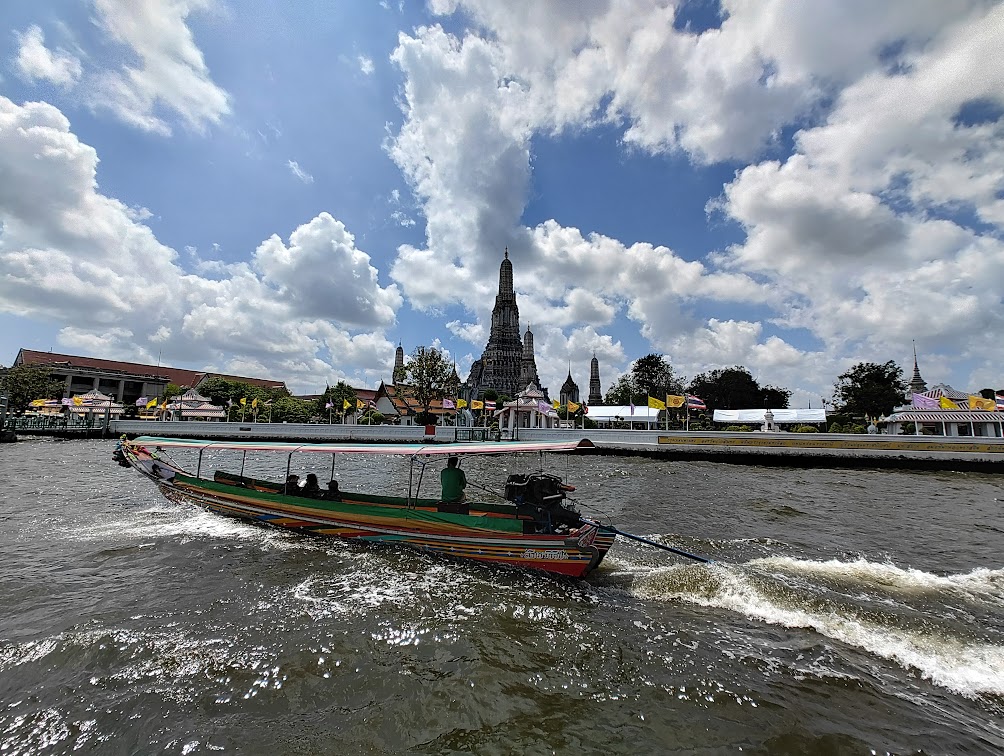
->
[129, 436, 594, 457]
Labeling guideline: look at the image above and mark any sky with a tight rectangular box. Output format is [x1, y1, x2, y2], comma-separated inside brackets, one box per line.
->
[1, 0, 1002, 406]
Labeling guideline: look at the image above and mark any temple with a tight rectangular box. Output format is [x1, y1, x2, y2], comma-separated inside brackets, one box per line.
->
[559, 366, 580, 406]
[909, 342, 927, 394]
[466, 249, 546, 400]
[587, 353, 603, 405]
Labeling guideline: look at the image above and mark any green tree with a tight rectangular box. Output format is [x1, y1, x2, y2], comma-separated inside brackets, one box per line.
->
[603, 355, 685, 406]
[163, 382, 186, 400]
[687, 366, 791, 411]
[270, 396, 313, 424]
[403, 345, 452, 421]
[631, 353, 684, 398]
[0, 364, 64, 414]
[604, 374, 636, 405]
[832, 361, 907, 418]
[318, 381, 357, 420]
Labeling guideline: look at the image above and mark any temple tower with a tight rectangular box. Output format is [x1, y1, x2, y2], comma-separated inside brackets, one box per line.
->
[587, 353, 603, 405]
[466, 248, 525, 399]
[393, 342, 405, 384]
[559, 367, 580, 406]
[909, 342, 927, 394]
[519, 325, 541, 391]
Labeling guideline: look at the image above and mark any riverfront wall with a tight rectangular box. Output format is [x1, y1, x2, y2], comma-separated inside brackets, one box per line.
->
[109, 420, 1004, 473]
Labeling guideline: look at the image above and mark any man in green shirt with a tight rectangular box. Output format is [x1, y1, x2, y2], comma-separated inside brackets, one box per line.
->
[440, 456, 467, 503]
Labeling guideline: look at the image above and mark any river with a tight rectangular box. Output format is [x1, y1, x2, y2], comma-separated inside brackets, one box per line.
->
[1, 438, 1002, 755]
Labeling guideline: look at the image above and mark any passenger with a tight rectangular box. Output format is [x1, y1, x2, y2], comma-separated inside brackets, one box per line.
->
[327, 479, 341, 500]
[284, 474, 300, 495]
[440, 456, 467, 503]
[302, 473, 321, 497]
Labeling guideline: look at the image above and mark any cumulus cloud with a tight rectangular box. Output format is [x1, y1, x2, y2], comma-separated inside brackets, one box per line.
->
[14, 25, 82, 87]
[384, 1, 1004, 399]
[358, 54, 375, 74]
[88, 0, 231, 135]
[0, 97, 400, 392]
[715, 2, 1004, 369]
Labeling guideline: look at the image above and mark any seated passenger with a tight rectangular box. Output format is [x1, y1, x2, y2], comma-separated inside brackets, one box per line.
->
[440, 456, 467, 503]
[301, 473, 321, 497]
[326, 479, 341, 500]
[284, 474, 300, 495]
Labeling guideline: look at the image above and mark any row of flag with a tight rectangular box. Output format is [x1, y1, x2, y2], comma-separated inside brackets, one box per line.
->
[325, 399, 367, 410]
[912, 393, 1004, 411]
[640, 394, 706, 411]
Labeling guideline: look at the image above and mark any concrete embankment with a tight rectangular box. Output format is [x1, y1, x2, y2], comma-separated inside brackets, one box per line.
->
[110, 420, 1004, 473]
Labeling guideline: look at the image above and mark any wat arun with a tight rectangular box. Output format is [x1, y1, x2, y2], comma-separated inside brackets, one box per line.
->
[466, 249, 545, 400]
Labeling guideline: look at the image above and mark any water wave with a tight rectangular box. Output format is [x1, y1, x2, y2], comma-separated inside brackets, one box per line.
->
[628, 557, 1004, 700]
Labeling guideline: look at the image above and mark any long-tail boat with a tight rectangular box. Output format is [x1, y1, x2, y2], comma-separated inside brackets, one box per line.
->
[115, 435, 617, 578]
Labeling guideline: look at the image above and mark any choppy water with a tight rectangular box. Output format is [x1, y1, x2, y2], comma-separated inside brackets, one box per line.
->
[1, 438, 1003, 755]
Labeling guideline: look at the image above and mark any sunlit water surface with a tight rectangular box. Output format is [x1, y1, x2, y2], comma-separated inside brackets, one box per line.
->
[1, 438, 1003, 755]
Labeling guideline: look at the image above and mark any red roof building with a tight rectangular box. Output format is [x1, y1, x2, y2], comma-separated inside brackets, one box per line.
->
[13, 349, 286, 406]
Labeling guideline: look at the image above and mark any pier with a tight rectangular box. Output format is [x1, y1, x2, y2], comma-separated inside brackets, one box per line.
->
[109, 420, 1004, 473]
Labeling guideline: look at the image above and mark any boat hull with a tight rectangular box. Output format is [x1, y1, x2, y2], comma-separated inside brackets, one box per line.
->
[127, 448, 614, 578]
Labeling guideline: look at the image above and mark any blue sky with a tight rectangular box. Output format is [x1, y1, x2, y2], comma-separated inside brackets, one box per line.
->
[1, 0, 1002, 405]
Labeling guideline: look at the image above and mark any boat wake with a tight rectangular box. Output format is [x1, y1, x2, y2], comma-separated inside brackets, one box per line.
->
[615, 554, 1004, 701]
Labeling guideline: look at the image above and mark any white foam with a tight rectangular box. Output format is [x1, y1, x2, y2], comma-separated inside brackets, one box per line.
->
[62, 505, 310, 552]
[749, 556, 1004, 604]
[632, 562, 1004, 699]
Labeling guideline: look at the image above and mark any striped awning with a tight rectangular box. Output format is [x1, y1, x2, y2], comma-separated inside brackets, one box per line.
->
[887, 410, 1004, 422]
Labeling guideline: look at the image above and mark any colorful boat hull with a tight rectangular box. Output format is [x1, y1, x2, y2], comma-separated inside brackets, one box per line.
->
[124, 442, 614, 578]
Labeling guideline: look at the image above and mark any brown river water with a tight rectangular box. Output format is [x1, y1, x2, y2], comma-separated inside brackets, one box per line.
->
[1, 437, 1003, 755]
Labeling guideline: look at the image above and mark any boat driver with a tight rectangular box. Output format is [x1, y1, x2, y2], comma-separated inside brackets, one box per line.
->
[440, 456, 467, 503]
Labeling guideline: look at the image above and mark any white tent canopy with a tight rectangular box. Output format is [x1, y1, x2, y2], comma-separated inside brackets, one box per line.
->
[713, 409, 827, 424]
[585, 405, 661, 424]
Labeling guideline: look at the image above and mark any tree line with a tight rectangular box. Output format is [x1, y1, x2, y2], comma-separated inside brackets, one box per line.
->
[3, 352, 1000, 424]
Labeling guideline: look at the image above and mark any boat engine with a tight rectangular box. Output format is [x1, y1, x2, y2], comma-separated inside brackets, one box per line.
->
[504, 472, 581, 532]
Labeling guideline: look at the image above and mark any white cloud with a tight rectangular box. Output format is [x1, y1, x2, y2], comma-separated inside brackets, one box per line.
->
[358, 54, 375, 75]
[14, 25, 82, 88]
[88, 0, 231, 135]
[287, 159, 314, 184]
[715, 2, 1004, 372]
[384, 2, 1004, 400]
[0, 97, 400, 393]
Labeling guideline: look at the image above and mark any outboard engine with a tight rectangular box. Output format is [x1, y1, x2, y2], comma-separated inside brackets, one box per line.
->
[504, 472, 581, 532]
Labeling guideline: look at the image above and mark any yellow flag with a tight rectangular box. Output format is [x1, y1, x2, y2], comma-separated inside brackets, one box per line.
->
[969, 395, 995, 411]
[252, 397, 259, 409]
[30, 399, 46, 407]
[568, 401, 580, 412]
[146, 397, 158, 409]
[666, 395, 685, 408]
[239, 397, 247, 406]
[356, 399, 365, 409]
[343, 399, 351, 410]
[940, 396, 960, 409]
[648, 396, 666, 410]
[73, 396, 83, 406]
[457, 399, 468, 409]
[471, 400, 484, 410]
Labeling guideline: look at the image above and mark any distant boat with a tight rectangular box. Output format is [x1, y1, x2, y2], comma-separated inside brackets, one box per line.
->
[116, 436, 615, 578]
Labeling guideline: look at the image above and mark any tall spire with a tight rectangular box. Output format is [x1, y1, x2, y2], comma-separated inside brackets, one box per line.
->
[498, 247, 514, 295]
[588, 351, 602, 405]
[909, 340, 927, 394]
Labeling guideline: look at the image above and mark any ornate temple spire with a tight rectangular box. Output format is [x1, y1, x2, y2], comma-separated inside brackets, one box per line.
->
[498, 247, 513, 295]
[587, 351, 602, 405]
[909, 340, 927, 394]
[466, 248, 523, 399]
[393, 341, 405, 384]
